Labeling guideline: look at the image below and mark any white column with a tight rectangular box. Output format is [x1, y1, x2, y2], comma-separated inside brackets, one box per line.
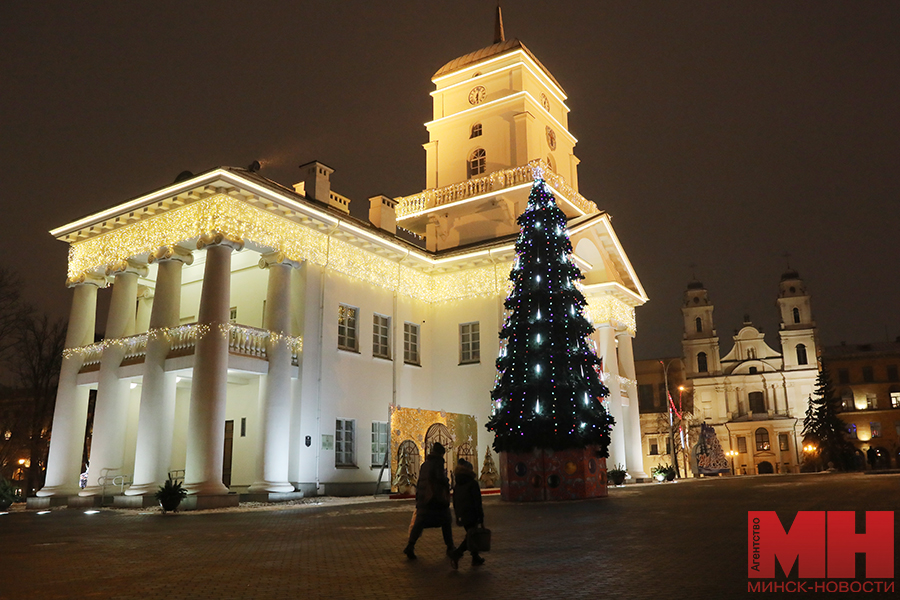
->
[596, 324, 626, 469]
[81, 261, 146, 495]
[184, 236, 242, 496]
[127, 247, 192, 496]
[135, 285, 153, 333]
[38, 275, 105, 497]
[617, 331, 648, 479]
[249, 253, 299, 493]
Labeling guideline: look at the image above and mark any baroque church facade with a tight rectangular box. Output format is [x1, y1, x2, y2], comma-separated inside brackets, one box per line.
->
[36, 19, 649, 507]
[681, 271, 819, 475]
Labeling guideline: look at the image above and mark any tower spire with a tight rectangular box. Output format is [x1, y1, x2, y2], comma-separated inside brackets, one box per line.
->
[494, 2, 506, 44]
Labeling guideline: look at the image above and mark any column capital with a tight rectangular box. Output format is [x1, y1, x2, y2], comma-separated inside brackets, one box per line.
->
[137, 284, 154, 300]
[197, 233, 243, 252]
[106, 259, 149, 278]
[258, 251, 301, 270]
[66, 272, 107, 289]
[149, 245, 194, 265]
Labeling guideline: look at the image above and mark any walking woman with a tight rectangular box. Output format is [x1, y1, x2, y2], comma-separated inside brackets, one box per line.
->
[450, 459, 485, 569]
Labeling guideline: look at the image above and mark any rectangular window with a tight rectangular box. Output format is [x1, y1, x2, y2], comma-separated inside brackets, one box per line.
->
[338, 304, 358, 352]
[848, 423, 858, 438]
[891, 391, 900, 409]
[403, 322, 420, 365]
[372, 314, 391, 359]
[863, 366, 874, 383]
[240, 417, 246, 437]
[335, 419, 355, 466]
[658, 383, 668, 406]
[870, 421, 881, 438]
[737, 437, 747, 453]
[370, 421, 389, 467]
[638, 384, 655, 410]
[459, 322, 480, 364]
[866, 394, 877, 410]
[838, 369, 850, 384]
[649, 440, 659, 456]
[888, 365, 899, 382]
[778, 433, 789, 452]
[665, 437, 672, 455]
[229, 307, 238, 322]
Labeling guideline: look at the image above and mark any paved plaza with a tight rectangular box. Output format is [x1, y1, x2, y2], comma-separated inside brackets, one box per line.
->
[2, 472, 898, 600]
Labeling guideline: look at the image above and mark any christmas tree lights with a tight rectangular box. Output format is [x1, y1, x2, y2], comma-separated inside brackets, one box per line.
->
[486, 175, 613, 454]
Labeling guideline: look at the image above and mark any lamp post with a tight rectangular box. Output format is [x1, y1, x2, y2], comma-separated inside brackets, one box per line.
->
[660, 359, 684, 479]
[803, 443, 818, 472]
[726, 450, 738, 475]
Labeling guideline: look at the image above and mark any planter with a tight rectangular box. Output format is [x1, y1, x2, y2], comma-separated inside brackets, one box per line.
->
[0, 499, 12, 511]
[159, 498, 182, 513]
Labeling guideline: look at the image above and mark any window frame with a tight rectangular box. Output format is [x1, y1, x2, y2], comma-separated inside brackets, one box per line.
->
[796, 343, 808, 365]
[697, 352, 708, 373]
[870, 421, 882, 438]
[778, 433, 789, 452]
[470, 123, 482, 138]
[372, 313, 391, 360]
[649, 439, 659, 456]
[737, 437, 748, 453]
[459, 321, 481, 364]
[337, 304, 359, 352]
[468, 148, 486, 178]
[370, 421, 389, 467]
[695, 316, 702, 333]
[755, 428, 770, 452]
[335, 418, 356, 467]
[403, 322, 421, 365]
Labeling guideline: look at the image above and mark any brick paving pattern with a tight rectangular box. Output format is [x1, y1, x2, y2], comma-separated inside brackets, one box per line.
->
[2, 472, 898, 599]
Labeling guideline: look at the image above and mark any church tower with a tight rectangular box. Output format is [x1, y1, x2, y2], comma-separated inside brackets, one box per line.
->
[776, 270, 818, 370]
[682, 280, 722, 377]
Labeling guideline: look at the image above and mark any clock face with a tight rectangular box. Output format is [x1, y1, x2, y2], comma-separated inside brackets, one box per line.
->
[541, 93, 550, 112]
[468, 86, 486, 105]
[546, 126, 557, 150]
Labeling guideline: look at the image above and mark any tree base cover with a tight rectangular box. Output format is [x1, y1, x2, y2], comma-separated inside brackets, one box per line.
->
[499, 446, 607, 502]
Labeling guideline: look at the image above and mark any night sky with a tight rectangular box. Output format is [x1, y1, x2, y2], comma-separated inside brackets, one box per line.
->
[2, 1, 898, 361]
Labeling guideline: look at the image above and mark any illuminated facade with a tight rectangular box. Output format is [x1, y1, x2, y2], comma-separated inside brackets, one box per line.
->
[36, 25, 648, 506]
[680, 272, 819, 475]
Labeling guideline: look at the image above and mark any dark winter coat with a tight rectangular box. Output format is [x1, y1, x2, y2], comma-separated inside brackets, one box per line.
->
[416, 453, 451, 510]
[452, 463, 484, 528]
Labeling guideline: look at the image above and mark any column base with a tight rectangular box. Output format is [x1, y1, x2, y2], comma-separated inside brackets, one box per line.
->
[35, 485, 81, 498]
[628, 470, 649, 480]
[124, 482, 163, 496]
[184, 481, 230, 496]
[248, 480, 295, 494]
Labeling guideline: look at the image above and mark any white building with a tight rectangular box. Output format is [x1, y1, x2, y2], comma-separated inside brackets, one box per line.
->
[682, 271, 819, 475]
[36, 20, 648, 507]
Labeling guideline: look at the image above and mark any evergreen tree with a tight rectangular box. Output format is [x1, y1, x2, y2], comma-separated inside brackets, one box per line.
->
[802, 365, 855, 470]
[486, 175, 613, 454]
[479, 446, 499, 488]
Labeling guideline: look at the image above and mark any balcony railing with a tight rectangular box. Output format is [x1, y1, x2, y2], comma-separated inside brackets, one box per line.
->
[67, 323, 302, 372]
[394, 159, 598, 219]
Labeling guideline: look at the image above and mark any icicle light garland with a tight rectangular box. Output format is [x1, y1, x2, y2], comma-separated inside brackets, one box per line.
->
[66, 194, 513, 304]
[585, 296, 636, 335]
[63, 322, 303, 361]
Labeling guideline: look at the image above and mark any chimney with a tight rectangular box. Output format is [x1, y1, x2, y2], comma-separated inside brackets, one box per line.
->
[368, 195, 397, 234]
[296, 160, 334, 203]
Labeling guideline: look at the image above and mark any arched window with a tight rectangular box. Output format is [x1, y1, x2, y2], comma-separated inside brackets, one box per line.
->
[792, 307, 801, 324]
[695, 317, 702, 333]
[755, 428, 770, 452]
[468, 148, 486, 178]
[749, 391, 765, 414]
[470, 123, 482, 138]
[697, 352, 708, 373]
[748, 348, 756, 360]
[796, 343, 808, 365]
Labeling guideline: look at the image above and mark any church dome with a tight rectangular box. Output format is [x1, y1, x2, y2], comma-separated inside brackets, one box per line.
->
[686, 279, 705, 290]
[432, 38, 565, 93]
[780, 269, 800, 282]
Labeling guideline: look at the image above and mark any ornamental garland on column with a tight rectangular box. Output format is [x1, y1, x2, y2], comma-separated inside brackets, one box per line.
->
[485, 174, 613, 455]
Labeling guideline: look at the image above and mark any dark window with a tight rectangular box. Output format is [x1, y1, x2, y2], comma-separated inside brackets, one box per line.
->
[838, 369, 850, 384]
[749, 391, 765, 414]
[863, 366, 874, 383]
[638, 384, 655, 410]
[796, 344, 808, 366]
[870, 421, 881, 438]
[848, 423, 857, 438]
[697, 352, 708, 373]
[695, 317, 702, 333]
[240, 417, 246, 437]
[887, 365, 898, 382]
[649, 440, 659, 455]
[792, 307, 800, 324]
[755, 428, 770, 451]
[470, 123, 482, 138]
[749, 366, 758, 374]
[841, 390, 854, 411]
[665, 437, 672, 455]
[468, 148, 486, 178]
[657, 383, 667, 407]
[778, 433, 789, 451]
[737, 437, 747, 453]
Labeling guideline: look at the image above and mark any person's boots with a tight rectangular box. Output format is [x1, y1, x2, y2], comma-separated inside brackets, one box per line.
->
[403, 545, 417, 560]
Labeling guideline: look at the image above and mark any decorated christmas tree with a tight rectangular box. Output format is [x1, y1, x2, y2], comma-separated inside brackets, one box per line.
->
[486, 173, 613, 455]
[479, 446, 499, 488]
[392, 451, 417, 495]
[696, 422, 729, 474]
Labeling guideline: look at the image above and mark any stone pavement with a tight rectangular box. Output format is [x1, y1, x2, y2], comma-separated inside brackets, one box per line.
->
[2, 472, 898, 600]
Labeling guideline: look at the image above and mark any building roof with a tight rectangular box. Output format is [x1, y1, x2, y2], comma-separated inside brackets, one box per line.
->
[822, 340, 900, 359]
[432, 38, 565, 94]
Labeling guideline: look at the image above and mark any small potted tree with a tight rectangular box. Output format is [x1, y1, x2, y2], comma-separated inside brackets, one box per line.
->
[155, 477, 187, 514]
[0, 477, 16, 511]
[608, 464, 627, 486]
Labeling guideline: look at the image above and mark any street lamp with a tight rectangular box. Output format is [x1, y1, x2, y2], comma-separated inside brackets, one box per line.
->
[726, 450, 738, 475]
[803, 444, 818, 472]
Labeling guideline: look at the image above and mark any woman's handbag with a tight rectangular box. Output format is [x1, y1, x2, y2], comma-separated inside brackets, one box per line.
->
[466, 525, 491, 553]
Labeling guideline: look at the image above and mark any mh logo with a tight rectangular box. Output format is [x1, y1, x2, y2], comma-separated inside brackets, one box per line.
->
[748, 511, 894, 579]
